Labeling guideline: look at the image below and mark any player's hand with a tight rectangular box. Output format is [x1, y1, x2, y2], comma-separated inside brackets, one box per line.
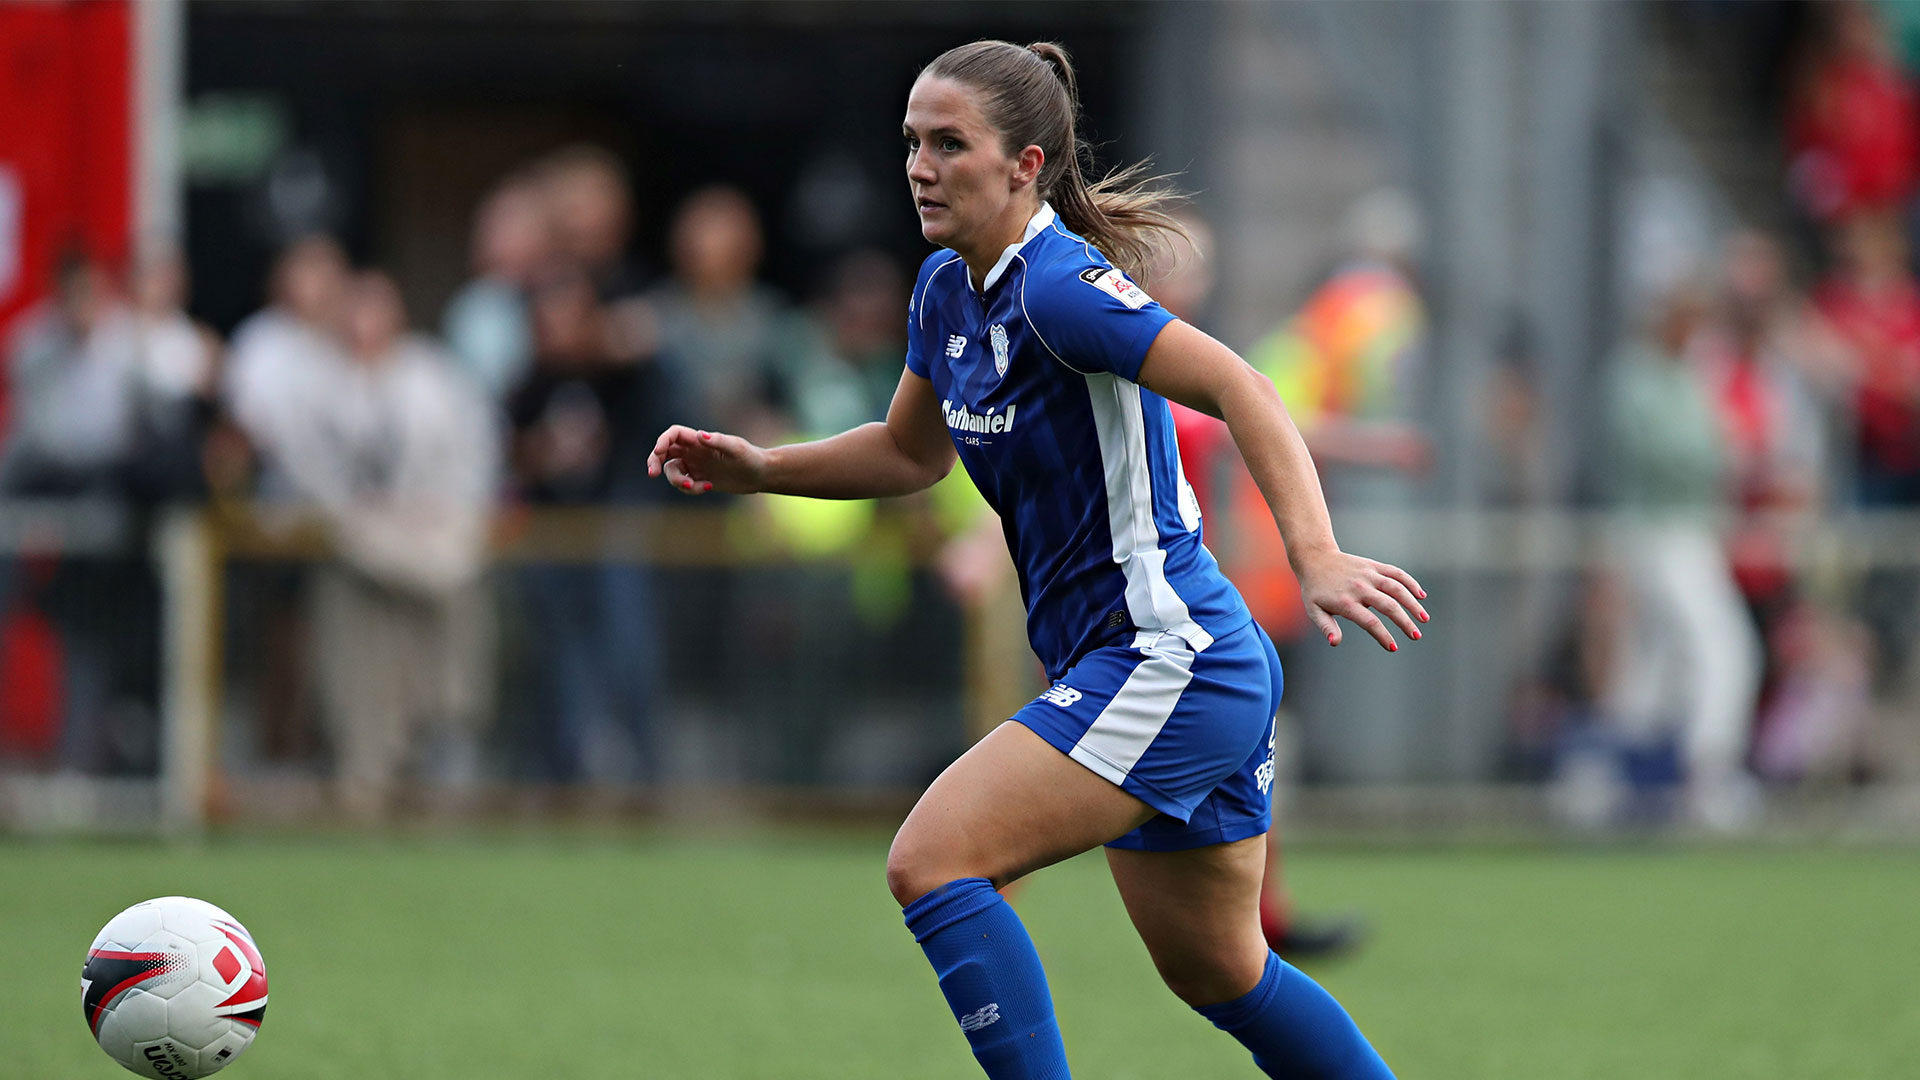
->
[646, 425, 768, 495]
[1295, 549, 1429, 652]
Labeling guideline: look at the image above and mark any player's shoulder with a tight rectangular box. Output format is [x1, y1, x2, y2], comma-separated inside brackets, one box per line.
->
[910, 249, 967, 322]
[914, 249, 967, 295]
[1017, 222, 1154, 320]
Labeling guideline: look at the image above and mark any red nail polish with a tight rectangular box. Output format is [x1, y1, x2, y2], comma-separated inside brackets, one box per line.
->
[1389, 643, 1398, 652]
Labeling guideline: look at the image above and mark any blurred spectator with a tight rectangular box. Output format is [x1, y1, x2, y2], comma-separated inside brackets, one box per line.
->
[1481, 317, 1549, 508]
[279, 271, 498, 820]
[1704, 232, 1831, 603]
[224, 235, 352, 497]
[125, 240, 221, 501]
[789, 249, 909, 435]
[1815, 210, 1920, 504]
[1244, 188, 1431, 505]
[442, 175, 552, 402]
[1787, 0, 1918, 224]
[538, 144, 647, 300]
[1815, 209, 1920, 701]
[506, 263, 661, 784]
[1, 253, 139, 495]
[0, 252, 161, 775]
[1700, 230, 1879, 785]
[1600, 282, 1763, 829]
[650, 186, 812, 440]
[535, 144, 659, 374]
[217, 235, 352, 765]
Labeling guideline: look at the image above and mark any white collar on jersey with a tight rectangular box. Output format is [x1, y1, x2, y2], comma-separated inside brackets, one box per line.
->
[973, 202, 1058, 294]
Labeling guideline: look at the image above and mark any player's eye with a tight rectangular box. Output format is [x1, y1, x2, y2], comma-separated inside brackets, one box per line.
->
[940, 137, 963, 153]
[904, 135, 920, 151]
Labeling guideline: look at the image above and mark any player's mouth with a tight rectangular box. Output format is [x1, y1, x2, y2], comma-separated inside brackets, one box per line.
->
[917, 196, 948, 216]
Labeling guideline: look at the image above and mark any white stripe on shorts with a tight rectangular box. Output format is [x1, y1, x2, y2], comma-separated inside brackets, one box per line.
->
[1069, 632, 1196, 785]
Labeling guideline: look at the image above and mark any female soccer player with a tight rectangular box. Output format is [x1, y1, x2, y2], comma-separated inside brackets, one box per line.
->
[648, 39, 1423, 1079]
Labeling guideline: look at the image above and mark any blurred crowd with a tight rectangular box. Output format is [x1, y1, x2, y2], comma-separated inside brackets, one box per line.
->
[0, 143, 926, 816]
[1511, 0, 1920, 827]
[5, 2, 1920, 827]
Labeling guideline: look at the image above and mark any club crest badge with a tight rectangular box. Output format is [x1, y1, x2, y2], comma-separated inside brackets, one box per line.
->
[990, 323, 1010, 377]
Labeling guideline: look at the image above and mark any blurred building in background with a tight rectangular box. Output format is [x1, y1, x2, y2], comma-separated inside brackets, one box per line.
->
[3, 0, 1918, 836]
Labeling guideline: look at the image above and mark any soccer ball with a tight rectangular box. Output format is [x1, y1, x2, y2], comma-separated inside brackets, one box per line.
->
[82, 897, 268, 1078]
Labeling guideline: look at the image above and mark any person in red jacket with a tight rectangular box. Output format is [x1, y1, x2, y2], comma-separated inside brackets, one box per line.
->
[1788, 0, 1919, 223]
[1153, 210, 1369, 960]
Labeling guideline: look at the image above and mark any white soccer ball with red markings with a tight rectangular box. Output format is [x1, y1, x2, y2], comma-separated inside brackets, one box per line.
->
[82, 897, 268, 1079]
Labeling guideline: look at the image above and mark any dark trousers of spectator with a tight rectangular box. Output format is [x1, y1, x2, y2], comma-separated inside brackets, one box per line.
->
[1857, 466, 1920, 694]
[519, 562, 660, 784]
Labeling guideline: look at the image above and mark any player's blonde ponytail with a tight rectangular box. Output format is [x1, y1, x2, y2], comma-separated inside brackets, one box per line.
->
[923, 40, 1187, 283]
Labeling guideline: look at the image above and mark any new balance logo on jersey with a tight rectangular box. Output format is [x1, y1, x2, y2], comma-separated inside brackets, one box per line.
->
[958, 1004, 1001, 1033]
[944, 400, 1018, 434]
[946, 334, 968, 358]
[1040, 683, 1082, 708]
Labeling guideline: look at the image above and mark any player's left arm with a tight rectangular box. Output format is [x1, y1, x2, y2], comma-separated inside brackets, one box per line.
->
[1136, 319, 1429, 651]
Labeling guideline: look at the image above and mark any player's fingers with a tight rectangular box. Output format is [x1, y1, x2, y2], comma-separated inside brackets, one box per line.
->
[651, 424, 687, 458]
[698, 429, 748, 458]
[1331, 596, 1398, 652]
[662, 457, 701, 493]
[1307, 604, 1342, 647]
[1369, 576, 1427, 634]
[1372, 559, 1428, 602]
[1381, 576, 1430, 625]
[652, 422, 714, 472]
[1363, 586, 1422, 641]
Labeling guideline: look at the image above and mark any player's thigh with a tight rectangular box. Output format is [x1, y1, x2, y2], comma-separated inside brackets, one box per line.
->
[1106, 834, 1271, 1006]
[887, 720, 1157, 905]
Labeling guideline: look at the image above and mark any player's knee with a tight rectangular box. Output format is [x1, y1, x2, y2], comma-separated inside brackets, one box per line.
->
[884, 833, 936, 907]
[1155, 947, 1268, 1008]
[885, 826, 967, 907]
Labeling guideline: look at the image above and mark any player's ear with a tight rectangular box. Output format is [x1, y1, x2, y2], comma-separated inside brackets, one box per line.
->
[1012, 145, 1045, 190]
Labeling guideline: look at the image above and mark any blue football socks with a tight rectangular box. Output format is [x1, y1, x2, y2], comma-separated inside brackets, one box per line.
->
[902, 878, 1071, 1079]
[1195, 951, 1395, 1078]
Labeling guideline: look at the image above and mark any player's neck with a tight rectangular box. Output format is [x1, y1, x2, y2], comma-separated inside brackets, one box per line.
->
[960, 199, 1044, 290]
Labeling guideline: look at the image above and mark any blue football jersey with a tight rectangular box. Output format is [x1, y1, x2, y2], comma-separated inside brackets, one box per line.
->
[906, 204, 1253, 679]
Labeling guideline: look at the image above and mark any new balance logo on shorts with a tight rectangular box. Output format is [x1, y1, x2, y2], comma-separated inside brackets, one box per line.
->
[1040, 683, 1082, 708]
[958, 1003, 1001, 1032]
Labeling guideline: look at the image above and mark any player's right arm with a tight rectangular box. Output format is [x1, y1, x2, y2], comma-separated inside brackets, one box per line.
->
[646, 367, 956, 499]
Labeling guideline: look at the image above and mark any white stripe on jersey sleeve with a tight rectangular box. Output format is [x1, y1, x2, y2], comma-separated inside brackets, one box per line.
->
[1069, 631, 1196, 784]
[1084, 372, 1215, 651]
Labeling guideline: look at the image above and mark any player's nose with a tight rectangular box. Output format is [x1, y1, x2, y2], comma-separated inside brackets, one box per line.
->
[907, 150, 936, 185]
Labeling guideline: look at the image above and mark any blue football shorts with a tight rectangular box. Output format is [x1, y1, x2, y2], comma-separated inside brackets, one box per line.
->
[1011, 619, 1282, 852]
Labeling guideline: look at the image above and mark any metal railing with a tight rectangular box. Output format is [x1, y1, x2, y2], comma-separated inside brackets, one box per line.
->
[2, 498, 1917, 833]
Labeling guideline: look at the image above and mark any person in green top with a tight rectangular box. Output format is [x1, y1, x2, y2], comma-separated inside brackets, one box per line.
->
[1599, 282, 1763, 830]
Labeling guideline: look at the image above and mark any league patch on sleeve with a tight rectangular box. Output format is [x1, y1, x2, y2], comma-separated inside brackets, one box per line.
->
[1077, 266, 1154, 310]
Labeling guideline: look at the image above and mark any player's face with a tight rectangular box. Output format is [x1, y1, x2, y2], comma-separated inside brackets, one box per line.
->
[903, 76, 1023, 253]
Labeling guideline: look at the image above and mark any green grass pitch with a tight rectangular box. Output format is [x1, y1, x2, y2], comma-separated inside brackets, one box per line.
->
[6, 830, 1916, 1078]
